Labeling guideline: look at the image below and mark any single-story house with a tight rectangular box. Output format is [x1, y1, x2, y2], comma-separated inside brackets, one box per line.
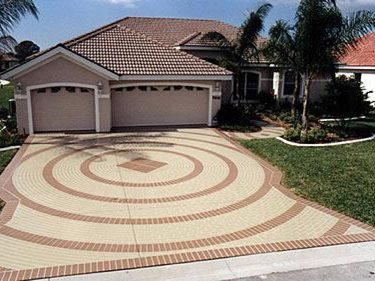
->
[338, 32, 375, 103]
[0, 17, 330, 134]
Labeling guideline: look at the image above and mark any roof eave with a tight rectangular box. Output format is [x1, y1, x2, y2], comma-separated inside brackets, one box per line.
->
[119, 74, 233, 81]
[0, 44, 119, 81]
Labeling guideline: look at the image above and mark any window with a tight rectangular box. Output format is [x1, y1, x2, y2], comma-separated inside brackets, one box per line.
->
[115, 88, 123, 92]
[138, 86, 148, 91]
[196, 87, 204, 91]
[238, 72, 260, 101]
[174, 86, 183, 91]
[125, 87, 135, 92]
[283, 71, 300, 96]
[150, 86, 159, 91]
[65, 87, 76, 93]
[51, 87, 61, 93]
[163, 86, 171, 91]
[80, 88, 89, 93]
[37, 88, 46, 93]
[185, 86, 194, 91]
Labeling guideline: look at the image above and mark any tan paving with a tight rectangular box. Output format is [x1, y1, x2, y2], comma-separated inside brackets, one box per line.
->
[0, 128, 374, 281]
[222, 125, 285, 140]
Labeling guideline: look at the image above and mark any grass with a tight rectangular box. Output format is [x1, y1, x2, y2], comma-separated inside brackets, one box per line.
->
[242, 139, 375, 226]
[0, 149, 17, 213]
[0, 84, 14, 109]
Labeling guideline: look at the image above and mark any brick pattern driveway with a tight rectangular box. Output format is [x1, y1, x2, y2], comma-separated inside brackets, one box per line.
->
[0, 128, 374, 281]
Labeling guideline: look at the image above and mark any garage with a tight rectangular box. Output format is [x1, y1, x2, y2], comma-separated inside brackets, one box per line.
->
[31, 86, 96, 132]
[111, 85, 210, 128]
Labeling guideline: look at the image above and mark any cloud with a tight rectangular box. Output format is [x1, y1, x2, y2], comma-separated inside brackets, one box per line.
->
[99, 0, 140, 7]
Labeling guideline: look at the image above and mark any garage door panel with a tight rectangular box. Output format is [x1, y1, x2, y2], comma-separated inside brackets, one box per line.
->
[32, 90, 95, 132]
[112, 88, 209, 127]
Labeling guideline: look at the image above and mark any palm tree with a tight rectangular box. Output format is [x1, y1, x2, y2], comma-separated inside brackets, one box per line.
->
[295, 0, 374, 133]
[263, 0, 339, 120]
[0, 0, 38, 54]
[263, 20, 300, 119]
[201, 3, 272, 101]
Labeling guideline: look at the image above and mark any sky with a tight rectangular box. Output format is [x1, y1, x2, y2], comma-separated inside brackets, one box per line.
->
[10, 0, 375, 49]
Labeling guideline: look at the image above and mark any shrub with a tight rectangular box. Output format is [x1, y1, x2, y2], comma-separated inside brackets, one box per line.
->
[258, 91, 276, 109]
[284, 126, 327, 143]
[0, 108, 9, 119]
[4, 117, 17, 132]
[301, 127, 327, 143]
[0, 131, 22, 148]
[284, 125, 302, 141]
[322, 75, 372, 127]
[217, 103, 257, 126]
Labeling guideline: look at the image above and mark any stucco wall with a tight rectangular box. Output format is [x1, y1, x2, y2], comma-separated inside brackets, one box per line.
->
[13, 55, 111, 134]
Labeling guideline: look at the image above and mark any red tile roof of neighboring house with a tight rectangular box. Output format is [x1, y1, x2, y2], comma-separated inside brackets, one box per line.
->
[341, 32, 375, 67]
[67, 25, 232, 76]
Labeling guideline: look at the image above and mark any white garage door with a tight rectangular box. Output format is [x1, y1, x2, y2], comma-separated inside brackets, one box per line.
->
[112, 86, 209, 127]
[31, 87, 95, 132]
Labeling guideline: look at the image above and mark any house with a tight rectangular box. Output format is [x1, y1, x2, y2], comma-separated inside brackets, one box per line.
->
[0, 53, 19, 72]
[338, 32, 375, 103]
[0, 17, 329, 134]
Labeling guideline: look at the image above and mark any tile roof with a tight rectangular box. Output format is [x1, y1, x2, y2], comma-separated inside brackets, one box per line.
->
[341, 32, 375, 67]
[116, 17, 239, 47]
[67, 25, 232, 76]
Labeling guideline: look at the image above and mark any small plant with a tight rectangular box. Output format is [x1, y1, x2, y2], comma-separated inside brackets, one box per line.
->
[284, 125, 302, 141]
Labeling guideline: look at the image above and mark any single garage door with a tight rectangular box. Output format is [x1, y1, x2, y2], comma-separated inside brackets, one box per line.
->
[112, 86, 209, 127]
[31, 87, 95, 132]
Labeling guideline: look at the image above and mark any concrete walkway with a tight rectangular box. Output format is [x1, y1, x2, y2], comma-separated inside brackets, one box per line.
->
[45, 241, 375, 281]
[0, 128, 373, 280]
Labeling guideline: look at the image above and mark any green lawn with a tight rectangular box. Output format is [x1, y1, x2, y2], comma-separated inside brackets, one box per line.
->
[242, 139, 375, 226]
[0, 149, 17, 212]
[0, 84, 14, 109]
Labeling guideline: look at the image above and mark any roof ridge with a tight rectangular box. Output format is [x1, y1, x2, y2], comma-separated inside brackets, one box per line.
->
[124, 16, 225, 23]
[64, 17, 130, 47]
[118, 26, 231, 75]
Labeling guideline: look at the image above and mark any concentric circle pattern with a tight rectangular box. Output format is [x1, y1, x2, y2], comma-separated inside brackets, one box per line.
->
[0, 128, 374, 281]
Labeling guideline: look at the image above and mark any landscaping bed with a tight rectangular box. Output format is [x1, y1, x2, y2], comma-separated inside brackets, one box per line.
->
[242, 138, 375, 226]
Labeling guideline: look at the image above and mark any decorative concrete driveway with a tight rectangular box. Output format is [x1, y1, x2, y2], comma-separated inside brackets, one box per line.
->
[0, 128, 374, 281]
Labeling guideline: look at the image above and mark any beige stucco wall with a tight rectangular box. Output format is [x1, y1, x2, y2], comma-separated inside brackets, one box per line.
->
[13, 55, 112, 134]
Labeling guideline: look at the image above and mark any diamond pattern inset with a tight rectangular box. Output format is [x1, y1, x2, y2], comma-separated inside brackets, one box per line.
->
[118, 158, 167, 173]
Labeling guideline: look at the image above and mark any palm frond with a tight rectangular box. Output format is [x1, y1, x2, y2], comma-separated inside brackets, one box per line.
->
[0, 0, 39, 36]
[263, 20, 296, 67]
[237, 3, 273, 60]
[341, 10, 375, 51]
[0, 35, 17, 54]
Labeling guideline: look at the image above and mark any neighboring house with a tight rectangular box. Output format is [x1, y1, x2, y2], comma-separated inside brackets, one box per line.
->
[0, 53, 19, 72]
[0, 17, 329, 134]
[338, 32, 375, 104]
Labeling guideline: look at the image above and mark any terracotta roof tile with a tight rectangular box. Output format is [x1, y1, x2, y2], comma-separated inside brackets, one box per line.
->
[67, 25, 232, 76]
[341, 32, 375, 66]
[118, 17, 239, 47]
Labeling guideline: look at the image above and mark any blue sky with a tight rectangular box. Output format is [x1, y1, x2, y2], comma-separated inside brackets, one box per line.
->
[11, 0, 375, 49]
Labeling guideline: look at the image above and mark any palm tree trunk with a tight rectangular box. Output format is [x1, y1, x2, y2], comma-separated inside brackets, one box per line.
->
[291, 74, 300, 120]
[301, 76, 312, 134]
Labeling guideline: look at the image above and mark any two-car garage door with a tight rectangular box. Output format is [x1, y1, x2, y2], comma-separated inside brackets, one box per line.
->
[112, 86, 209, 128]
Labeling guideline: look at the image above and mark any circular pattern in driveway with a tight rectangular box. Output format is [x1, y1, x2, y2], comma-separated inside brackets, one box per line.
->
[0, 129, 373, 281]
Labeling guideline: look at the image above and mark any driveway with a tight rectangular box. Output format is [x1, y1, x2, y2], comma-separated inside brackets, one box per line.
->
[0, 128, 374, 280]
